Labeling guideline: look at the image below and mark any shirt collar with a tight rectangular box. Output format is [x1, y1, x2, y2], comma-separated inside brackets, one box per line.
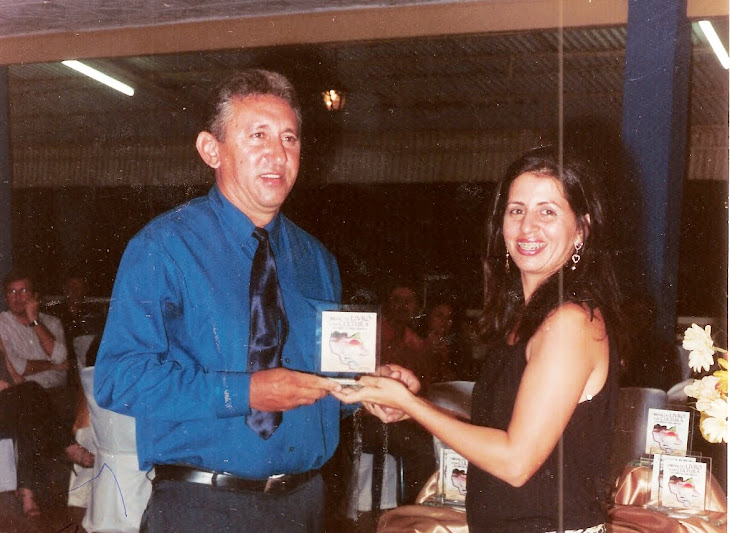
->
[208, 185, 283, 245]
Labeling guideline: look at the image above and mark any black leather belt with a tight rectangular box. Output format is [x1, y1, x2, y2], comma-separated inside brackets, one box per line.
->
[153, 464, 319, 495]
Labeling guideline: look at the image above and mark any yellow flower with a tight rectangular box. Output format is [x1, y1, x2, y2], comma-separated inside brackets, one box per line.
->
[713, 357, 728, 395]
[683, 324, 716, 373]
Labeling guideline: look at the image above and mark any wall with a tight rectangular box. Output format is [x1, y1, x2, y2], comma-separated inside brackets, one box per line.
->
[11, 126, 728, 188]
[12, 179, 727, 320]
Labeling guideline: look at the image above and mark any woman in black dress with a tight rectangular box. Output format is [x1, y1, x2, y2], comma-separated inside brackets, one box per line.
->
[334, 147, 623, 532]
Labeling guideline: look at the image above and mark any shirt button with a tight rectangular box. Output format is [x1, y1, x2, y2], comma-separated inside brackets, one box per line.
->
[289, 446, 295, 452]
[284, 358, 290, 364]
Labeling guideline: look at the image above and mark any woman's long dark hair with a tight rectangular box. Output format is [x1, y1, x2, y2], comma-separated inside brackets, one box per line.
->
[479, 146, 623, 345]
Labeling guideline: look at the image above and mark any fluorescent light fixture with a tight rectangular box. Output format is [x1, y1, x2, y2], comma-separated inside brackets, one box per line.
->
[62, 60, 135, 96]
[699, 20, 730, 70]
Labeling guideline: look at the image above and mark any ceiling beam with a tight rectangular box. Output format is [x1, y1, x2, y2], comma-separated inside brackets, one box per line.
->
[1, 0, 724, 66]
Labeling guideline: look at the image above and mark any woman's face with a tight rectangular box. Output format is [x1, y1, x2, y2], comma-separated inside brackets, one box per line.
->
[502, 171, 585, 299]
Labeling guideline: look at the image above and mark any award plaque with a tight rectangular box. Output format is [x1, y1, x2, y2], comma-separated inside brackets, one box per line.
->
[645, 408, 691, 456]
[319, 306, 379, 384]
[439, 447, 468, 505]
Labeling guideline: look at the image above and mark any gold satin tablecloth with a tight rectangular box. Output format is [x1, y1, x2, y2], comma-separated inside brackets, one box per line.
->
[377, 466, 727, 533]
[377, 473, 468, 533]
[608, 465, 727, 533]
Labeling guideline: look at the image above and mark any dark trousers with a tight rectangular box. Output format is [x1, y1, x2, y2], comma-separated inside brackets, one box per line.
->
[0, 382, 73, 490]
[141, 474, 326, 533]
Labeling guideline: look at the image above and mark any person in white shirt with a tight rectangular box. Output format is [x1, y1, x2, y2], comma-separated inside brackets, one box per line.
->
[0, 270, 68, 390]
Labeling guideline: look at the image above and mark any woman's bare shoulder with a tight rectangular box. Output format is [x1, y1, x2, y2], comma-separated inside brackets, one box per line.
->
[534, 302, 608, 350]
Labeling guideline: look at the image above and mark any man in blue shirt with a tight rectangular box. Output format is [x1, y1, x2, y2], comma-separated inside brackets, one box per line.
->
[95, 69, 352, 532]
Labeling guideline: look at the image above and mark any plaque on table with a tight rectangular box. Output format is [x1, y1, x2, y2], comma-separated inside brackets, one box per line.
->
[645, 408, 691, 456]
[658, 455, 709, 511]
[319, 306, 379, 384]
[438, 447, 468, 506]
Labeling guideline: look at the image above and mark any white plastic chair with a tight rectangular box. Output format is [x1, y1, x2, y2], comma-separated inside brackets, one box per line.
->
[76, 366, 152, 533]
[667, 378, 693, 404]
[0, 438, 17, 492]
[73, 334, 97, 369]
[425, 381, 474, 419]
[425, 381, 475, 464]
[609, 387, 668, 486]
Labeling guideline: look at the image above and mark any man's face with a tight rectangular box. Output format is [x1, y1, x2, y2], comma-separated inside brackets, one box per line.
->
[5, 278, 33, 317]
[197, 94, 301, 227]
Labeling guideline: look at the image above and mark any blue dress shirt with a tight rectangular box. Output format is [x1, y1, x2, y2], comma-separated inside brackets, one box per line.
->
[94, 185, 343, 479]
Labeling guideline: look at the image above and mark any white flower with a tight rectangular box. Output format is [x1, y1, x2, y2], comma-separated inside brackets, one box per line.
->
[684, 323, 728, 445]
[700, 415, 728, 444]
[684, 376, 722, 411]
[703, 397, 728, 420]
[684, 324, 716, 373]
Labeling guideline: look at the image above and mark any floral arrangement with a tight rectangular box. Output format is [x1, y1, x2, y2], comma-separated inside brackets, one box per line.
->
[682, 324, 728, 444]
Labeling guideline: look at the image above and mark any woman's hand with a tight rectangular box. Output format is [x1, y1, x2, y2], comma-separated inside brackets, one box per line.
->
[367, 364, 420, 422]
[331, 364, 421, 423]
[376, 363, 420, 394]
[331, 374, 416, 422]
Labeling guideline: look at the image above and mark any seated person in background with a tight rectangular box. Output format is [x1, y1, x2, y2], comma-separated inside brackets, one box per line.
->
[45, 273, 108, 399]
[0, 346, 94, 517]
[46, 272, 108, 365]
[335, 147, 623, 532]
[422, 300, 482, 384]
[53, 273, 108, 339]
[373, 282, 435, 504]
[0, 269, 74, 426]
[421, 299, 461, 385]
[0, 269, 68, 390]
[381, 282, 426, 378]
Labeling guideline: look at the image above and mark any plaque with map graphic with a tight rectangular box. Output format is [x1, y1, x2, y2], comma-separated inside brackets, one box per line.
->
[319, 308, 379, 383]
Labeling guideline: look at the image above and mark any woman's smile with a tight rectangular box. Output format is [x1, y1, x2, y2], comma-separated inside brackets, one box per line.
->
[503, 171, 585, 299]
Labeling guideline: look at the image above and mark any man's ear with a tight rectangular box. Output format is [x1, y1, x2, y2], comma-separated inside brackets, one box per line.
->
[195, 131, 221, 169]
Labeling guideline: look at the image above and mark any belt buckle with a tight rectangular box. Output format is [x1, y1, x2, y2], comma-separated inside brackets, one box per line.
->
[264, 473, 286, 494]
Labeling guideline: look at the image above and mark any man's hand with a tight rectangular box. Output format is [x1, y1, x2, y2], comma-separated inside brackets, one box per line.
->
[249, 368, 341, 412]
[0, 380, 10, 392]
[24, 293, 41, 322]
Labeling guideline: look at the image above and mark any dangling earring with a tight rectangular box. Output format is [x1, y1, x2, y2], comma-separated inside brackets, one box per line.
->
[571, 242, 583, 270]
[505, 252, 510, 273]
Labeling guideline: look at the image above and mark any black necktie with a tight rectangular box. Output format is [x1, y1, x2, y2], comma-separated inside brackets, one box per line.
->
[246, 227, 288, 439]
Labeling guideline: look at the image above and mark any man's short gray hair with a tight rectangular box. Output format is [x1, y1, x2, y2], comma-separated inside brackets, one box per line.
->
[203, 69, 302, 141]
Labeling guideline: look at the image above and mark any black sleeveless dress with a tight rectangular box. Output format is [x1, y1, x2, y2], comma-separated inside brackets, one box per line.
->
[466, 339, 617, 532]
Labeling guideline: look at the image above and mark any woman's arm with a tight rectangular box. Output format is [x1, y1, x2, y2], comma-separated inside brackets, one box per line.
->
[333, 302, 609, 487]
